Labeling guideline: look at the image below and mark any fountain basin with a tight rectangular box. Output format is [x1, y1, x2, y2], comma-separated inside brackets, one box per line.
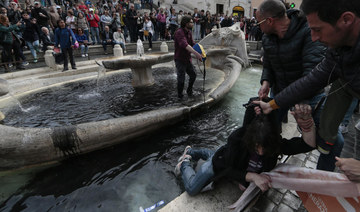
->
[0, 52, 243, 170]
[0, 24, 249, 170]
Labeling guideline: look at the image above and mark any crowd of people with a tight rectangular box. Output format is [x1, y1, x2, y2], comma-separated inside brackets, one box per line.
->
[0, 0, 263, 72]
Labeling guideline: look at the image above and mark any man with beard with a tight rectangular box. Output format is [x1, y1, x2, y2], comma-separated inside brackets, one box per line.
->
[173, 15, 202, 99]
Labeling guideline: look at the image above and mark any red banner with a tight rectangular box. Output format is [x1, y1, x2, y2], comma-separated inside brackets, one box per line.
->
[297, 192, 360, 212]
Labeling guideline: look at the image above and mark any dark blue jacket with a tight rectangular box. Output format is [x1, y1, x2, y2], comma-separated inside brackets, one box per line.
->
[55, 27, 75, 49]
[260, 9, 326, 95]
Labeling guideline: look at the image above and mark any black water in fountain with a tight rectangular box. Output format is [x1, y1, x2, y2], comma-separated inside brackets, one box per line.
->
[2, 67, 184, 128]
[0, 66, 262, 212]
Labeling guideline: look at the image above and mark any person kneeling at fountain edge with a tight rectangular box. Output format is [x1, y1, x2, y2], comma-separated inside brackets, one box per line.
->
[173, 15, 203, 99]
[174, 98, 316, 195]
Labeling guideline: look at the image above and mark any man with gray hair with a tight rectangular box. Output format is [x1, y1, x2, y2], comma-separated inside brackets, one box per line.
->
[256, 0, 343, 171]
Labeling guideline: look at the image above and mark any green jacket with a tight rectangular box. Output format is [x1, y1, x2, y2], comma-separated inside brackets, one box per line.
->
[0, 24, 20, 45]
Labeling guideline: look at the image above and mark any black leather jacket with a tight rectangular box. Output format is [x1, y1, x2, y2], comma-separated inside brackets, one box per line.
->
[260, 9, 326, 94]
[274, 34, 360, 108]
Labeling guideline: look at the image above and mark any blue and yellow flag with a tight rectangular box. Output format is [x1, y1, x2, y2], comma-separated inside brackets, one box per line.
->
[193, 43, 206, 61]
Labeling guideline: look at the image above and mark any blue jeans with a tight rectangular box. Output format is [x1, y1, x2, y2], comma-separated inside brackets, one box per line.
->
[26, 40, 39, 59]
[90, 27, 100, 44]
[342, 98, 358, 126]
[80, 44, 88, 55]
[181, 148, 215, 196]
[114, 41, 125, 51]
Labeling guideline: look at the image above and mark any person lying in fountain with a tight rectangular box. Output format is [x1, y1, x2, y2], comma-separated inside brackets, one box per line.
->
[175, 98, 316, 195]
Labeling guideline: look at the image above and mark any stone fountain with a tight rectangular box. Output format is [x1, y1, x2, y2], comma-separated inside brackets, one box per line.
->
[0, 78, 9, 121]
[0, 23, 248, 170]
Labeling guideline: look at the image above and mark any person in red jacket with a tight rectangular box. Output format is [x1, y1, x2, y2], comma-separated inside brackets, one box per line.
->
[86, 8, 100, 45]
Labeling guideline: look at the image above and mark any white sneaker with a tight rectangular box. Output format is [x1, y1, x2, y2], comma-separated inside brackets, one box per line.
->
[148, 48, 152, 51]
[174, 155, 191, 177]
[178, 146, 192, 162]
[339, 124, 349, 134]
[124, 50, 127, 53]
[85, 54, 88, 57]
[82, 54, 86, 57]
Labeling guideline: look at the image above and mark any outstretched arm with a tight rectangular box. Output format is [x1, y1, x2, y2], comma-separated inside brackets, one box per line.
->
[291, 104, 316, 148]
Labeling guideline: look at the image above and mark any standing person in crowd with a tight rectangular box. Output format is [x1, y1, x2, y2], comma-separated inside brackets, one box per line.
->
[205, 11, 213, 35]
[8, 2, 21, 24]
[40, 26, 55, 52]
[75, 27, 88, 57]
[126, 3, 137, 42]
[100, 9, 112, 29]
[113, 27, 126, 53]
[22, 13, 41, 63]
[136, 11, 144, 41]
[174, 15, 202, 99]
[111, 11, 121, 32]
[255, 0, 341, 172]
[31, 1, 49, 29]
[66, 9, 76, 33]
[86, 8, 100, 44]
[156, 7, 166, 40]
[199, 10, 206, 39]
[55, 19, 77, 71]
[101, 25, 114, 54]
[168, 8, 178, 39]
[0, 14, 25, 71]
[254, 0, 360, 172]
[48, 6, 60, 31]
[78, 1, 88, 14]
[57, 6, 67, 21]
[177, 10, 184, 26]
[76, 12, 89, 40]
[143, 16, 153, 51]
[192, 8, 201, 40]
[120, 8, 128, 41]
[150, 11, 157, 41]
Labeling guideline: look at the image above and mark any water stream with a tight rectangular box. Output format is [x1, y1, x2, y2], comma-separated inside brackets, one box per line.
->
[0, 65, 262, 212]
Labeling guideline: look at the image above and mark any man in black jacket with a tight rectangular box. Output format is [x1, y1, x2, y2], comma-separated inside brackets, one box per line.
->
[256, 0, 341, 171]
[126, 3, 138, 43]
[254, 0, 360, 177]
[101, 25, 114, 54]
[31, 2, 49, 29]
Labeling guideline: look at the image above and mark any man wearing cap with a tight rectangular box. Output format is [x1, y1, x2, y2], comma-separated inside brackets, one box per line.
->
[56, 6, 66, 21]
[86, 8, 100, 45]
[31, 1, 49, 28]
[8, 2, 21, 24]
[174, 15, 202, 99]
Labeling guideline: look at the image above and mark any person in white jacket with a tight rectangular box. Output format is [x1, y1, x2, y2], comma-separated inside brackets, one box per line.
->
[113, 27, 126, 53]
[143, 16, 154, 51]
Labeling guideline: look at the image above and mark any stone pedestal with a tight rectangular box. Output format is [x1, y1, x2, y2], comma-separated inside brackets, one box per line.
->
[131, 67, 154, 87]
[44, 50, 57, 71]
[160, 42, 168, 52]
[113, 44, 124, 57]
[0, 78, 9, 96]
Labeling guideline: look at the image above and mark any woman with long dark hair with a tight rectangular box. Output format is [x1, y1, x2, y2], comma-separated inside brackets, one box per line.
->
[175, 99, 316, 196]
